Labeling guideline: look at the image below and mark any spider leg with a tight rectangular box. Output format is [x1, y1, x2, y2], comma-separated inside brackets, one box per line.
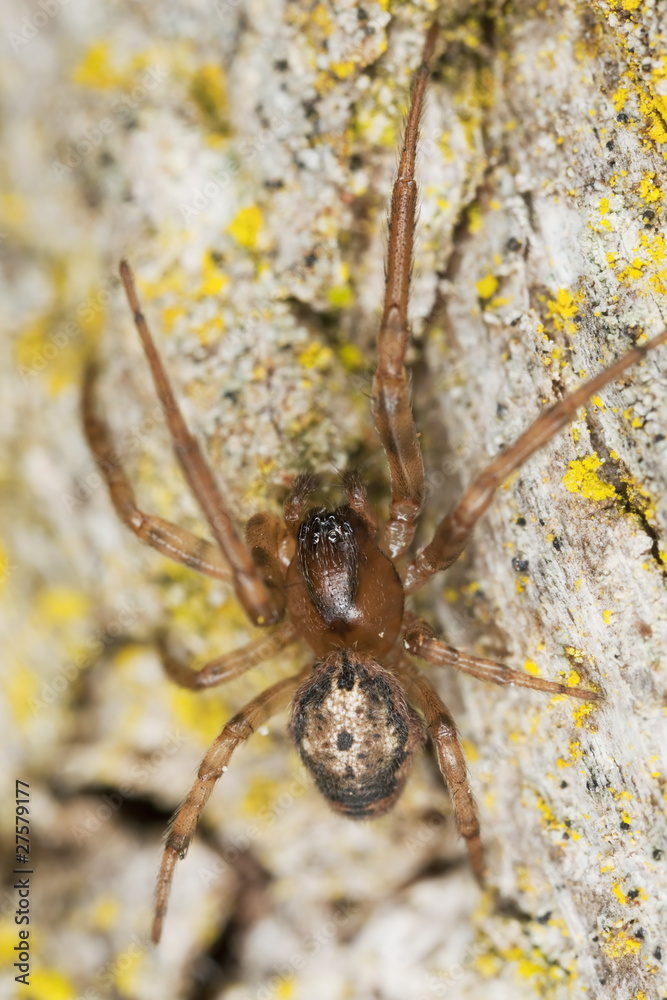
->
[245, 512, 287, 618]
[393, 654, 484, 883]
[158, 620, 297, 690]
[119, 260, 281, 626]
[152, 665, 310, 944]
[373, 24, 439, 562]
[342, 469, 379, 536]
[402, 615, 602, 701]
[83, 363, 232, 582]
[405, 325, 667, 594]
[284, 473, 318, 536]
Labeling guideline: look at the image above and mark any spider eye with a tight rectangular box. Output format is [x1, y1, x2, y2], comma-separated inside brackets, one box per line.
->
[328, 530, 339, 542]
[312, 531, 320, 543]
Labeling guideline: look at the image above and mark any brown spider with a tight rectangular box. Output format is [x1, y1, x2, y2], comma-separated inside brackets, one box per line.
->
[83, 23, 667, 945]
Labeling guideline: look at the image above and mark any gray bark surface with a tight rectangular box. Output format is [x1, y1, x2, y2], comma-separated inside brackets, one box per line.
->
[1, 1, 666, 998]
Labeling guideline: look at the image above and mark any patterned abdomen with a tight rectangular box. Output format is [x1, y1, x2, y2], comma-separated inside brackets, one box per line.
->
[290, 651, 425, 817]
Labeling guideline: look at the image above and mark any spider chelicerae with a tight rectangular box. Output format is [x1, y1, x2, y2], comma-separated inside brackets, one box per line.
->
[84, 24, 667, 944]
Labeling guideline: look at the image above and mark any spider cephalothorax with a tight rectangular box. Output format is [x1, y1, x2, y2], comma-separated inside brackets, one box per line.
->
[297, 507, 365, 624]
[287, 489, 404, 657]
[290, 650, 425, 818]
[83, 21, 667, 944]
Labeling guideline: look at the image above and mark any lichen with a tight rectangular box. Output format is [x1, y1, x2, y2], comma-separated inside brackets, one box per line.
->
[562, 455, 616, 501]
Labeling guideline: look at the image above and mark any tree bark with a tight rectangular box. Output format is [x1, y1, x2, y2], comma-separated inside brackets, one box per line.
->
[2, 1, 666, 998]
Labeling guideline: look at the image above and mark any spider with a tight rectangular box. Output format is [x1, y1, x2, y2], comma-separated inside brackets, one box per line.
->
[83, 23, 667, 944]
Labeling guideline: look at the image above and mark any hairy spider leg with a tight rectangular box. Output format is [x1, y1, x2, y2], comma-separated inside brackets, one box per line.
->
[284, 473, 319, 537]
[152, 666, 310, 944]
[83, 362, 233, 583]
[372, 24, 439, 562]
[284, 471, 378, 537]
[341, 470, 379, 536]
[405, 324, 667, 594]
[402, 614, 602, 700]
[158, 620, 297, 690]
[119, 260, 281, 627]
[394, 655, 484, 882]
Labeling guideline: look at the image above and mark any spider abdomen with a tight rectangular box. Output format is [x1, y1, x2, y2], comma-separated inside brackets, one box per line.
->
[290, 650, 425, 818]
[286, 506, 404, 657]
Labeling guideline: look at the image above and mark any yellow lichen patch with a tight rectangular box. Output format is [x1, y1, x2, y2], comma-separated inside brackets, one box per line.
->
[91, 895, 120, 932]
[37, 586, 91, 624]
[191, 315, 225, 349]
[438, 131, 454, 163]
[338, 342, 364, 371]
[325, 261, 352, 309]
[0, 922, 17, 963]
[602, 927, 641, 959]
[572, 702, 594, 728]
[621, 475, 656, 522]
[462, 738, 479, 762]
[15, 296, 98, 394]
[136, 266, 187, 303]
[612, 881, 627, 904]
[311, 2, 333, 34]
[330, 60, 356, 79]
[71, 41, 126, 88]
[489, 295, 512, 309]
[275, 978, 296, 1000]
[0, 190, 26, 230]
[562, 455, 616, 501]
[547, 287, 584, 335]
[23, 970, 77, 1000]
[476, 274, 498, 299]
[639, 87, 667, 145]
[226, 205, 263, 249]
[524, 659, 540, 676]
[640, 229, 666, 263]
[467, 204, 482, 234]
[327, 284, 353, 308]
[113, 941, 145, 993]
[4, 663, 39, 725]
[494, 944, 569, 987]
[189, 64, 229, 133]
[617, 257, 646, 283]
[242, 775, 278, 817]
[599, 197, 610, 215]
[534, 793, 562, 833]
[0, 540, 11, 593]
[161, 304, 187, 334]
[169, 685, 230, 744]
[198, 251, 230, 297]
[475, 952, 503, 978]
[297, 341, 333, 370]
[639, 170, 664, 204]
